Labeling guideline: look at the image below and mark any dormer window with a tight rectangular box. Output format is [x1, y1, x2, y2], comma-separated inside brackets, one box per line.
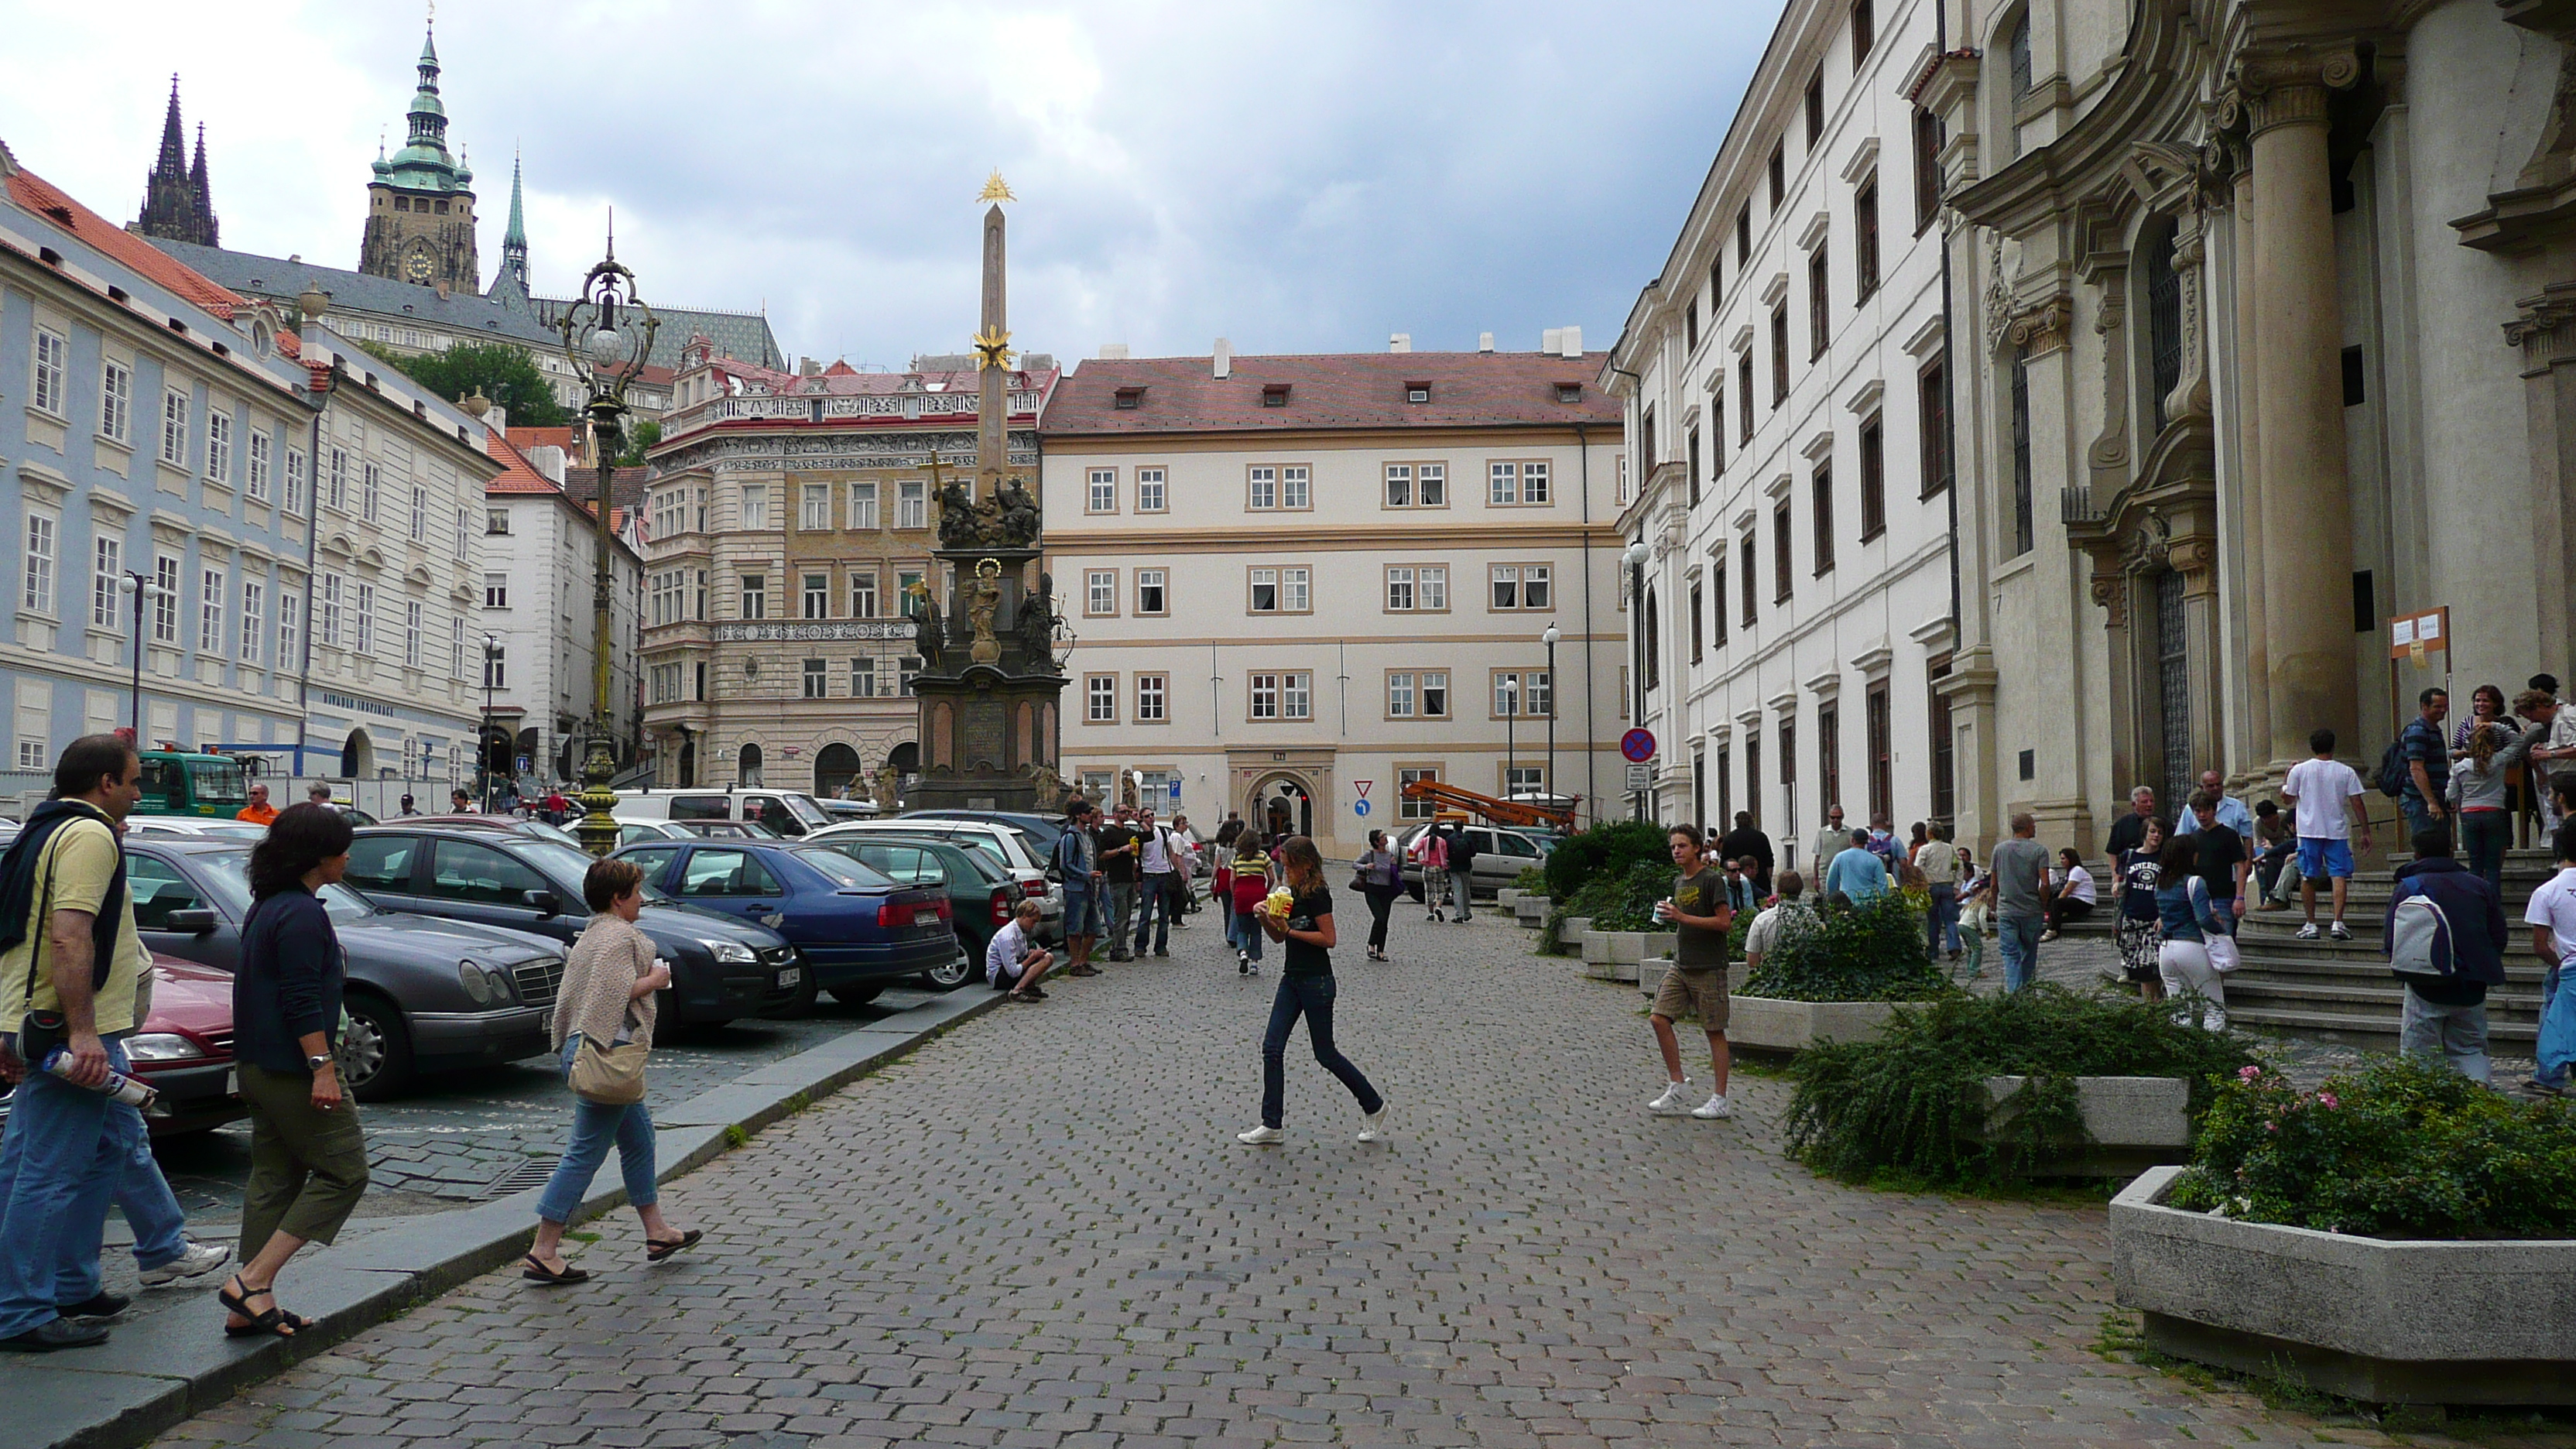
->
[1555, 382, 1584, 403]
[1262, 383, 1292, 407]
[1114, 385, 1146, 410]
[1406, 380, 1432, 403]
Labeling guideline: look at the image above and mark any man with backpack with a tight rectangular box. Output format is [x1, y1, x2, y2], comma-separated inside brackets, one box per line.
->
[2383, 826, 2508, 1082]
[1050, 800, 1104, 977]
[1436, 818, 1477, 923]
[2392, 688, 2451, 848]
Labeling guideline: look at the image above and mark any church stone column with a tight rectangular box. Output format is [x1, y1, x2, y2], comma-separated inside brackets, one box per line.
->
[2229, 162, 2273, 778]
[2244, 52, 2359, 766]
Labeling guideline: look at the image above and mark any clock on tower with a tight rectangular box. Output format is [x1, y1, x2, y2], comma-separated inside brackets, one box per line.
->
[405, 245, 434, 283]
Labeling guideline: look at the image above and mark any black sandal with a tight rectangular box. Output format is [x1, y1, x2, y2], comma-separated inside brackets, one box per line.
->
[218, 1276, 298, 1338]
[645, 1229, 703, 1262]
[521, 1254, 591, 1285]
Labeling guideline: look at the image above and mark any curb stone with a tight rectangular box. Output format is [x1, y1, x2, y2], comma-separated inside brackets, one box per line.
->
[6, 985, 1010, 1449]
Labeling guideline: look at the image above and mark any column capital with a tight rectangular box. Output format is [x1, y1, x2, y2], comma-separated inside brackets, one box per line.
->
[2225, 45, 2363, 138]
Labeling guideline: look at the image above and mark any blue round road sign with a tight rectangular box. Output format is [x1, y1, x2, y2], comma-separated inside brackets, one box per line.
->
[1353, 799, 1372, 817]
[1620, 728, 1656, 762]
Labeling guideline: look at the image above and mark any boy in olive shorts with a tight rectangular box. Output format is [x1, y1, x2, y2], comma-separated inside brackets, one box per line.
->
[1647, 824, 1738, 1120]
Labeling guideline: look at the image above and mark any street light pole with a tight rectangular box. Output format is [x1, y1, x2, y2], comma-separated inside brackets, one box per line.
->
[1542, 622, 1559, 817]
[1502, 677, 1518, 804]
[118, 570, 167, 740]
[1623, 540, 1650, 821]
[481, 633, 500, 813]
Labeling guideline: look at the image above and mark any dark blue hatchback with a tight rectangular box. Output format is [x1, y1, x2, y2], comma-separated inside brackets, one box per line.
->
[613, 840, 959, 1006]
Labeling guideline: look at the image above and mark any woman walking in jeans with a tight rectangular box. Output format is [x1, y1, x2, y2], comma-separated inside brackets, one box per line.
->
[523, 858, 701, 1284]
[1236, 838, 1390, 1146]
[1355, 829, 1403, 961]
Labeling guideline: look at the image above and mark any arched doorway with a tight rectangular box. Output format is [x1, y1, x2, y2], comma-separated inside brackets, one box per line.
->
[814, 742, 862, 799]
[738, 742, 764, 786]
[885, 741, 919, 777]
[676, 736, 698, 788]
[341, 728, 374, 779]
[1252, 773, 1313, 841]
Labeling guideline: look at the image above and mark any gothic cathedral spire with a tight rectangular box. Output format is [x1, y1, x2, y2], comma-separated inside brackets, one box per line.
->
[499, 149, 529, 291]
[135, 76, 218, 247]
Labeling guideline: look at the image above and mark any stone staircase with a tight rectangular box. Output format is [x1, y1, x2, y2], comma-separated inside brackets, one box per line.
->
[2227, 849, 2559, 1048]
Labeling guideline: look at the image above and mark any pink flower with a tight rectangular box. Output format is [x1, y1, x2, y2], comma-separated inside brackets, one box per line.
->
[2317, 1092, 2338, 1109]
[2238, 1065, 2263, 1081]
[2265, 1122, 2278, 1132]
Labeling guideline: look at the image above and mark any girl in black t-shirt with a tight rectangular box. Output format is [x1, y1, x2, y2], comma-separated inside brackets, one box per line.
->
[2115, 818, 2166, 999]
[1235, 836, 1389, 1146]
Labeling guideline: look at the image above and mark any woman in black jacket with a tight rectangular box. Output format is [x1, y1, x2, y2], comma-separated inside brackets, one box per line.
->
[218, 803, 367, 1338]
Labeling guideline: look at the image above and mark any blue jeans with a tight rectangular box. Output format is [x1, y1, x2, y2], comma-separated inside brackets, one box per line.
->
[115, 1121, 188, 1270]
[2540, 964, 2568, 1090]
[1228, 907, 1265, 962]
[1926, 884, 1959, 957]
[1104, 880, 1139, 954]
[535, 1039, 658, 1225]
[1998, 914, 2044, 993]
[0, 1038, 135, 1336]
[1134, 874, 1174, 954]
[2399, 986, 2490, 1084]
[1060, 885, 1101, 938]
[1260, 974, 1382, 1129]
[2401, 797, 2443, 848]
[2458, 810, 2510, 896]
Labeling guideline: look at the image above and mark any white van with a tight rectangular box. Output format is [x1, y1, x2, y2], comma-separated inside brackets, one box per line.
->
[615, 787, 836, 839]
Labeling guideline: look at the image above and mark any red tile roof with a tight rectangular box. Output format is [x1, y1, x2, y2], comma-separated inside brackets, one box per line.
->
[1042, 351, 1622, 436]
[506, 426, 578, 454]
[483, 430, 559, 495]
[5, 168, 245, 320]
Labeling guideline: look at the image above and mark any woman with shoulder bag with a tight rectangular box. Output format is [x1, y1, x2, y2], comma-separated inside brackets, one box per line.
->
[221, 803, 368, 1338]
[523, 858, 701, 1285]
[1352, 829, 1403, 962]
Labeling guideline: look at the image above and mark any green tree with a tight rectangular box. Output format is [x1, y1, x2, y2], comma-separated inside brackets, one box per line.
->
[362, 341, 571, 428]
[615, 418, 661, 468]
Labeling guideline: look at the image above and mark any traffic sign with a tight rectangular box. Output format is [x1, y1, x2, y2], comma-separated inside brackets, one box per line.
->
[1620, 728, 1656, 763]
[1354, 779, 1372, 798]
[1625, 763, 1654, 793]
[1167, 779, 1181, 800]
[1353, 799, 1372, 817]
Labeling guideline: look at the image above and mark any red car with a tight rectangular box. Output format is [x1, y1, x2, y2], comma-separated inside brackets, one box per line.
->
[0, 954, 242, 1139]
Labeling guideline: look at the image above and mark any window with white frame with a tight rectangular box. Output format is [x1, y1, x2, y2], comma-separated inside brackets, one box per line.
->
[452, 505, 468, 560]
[1136, 673, 1166, 721]
[91, 536, 121, 629]
[1488, 460, 1553, 504]
[246, 430, 271, 502]
[1386, 462, 1448, 508]
[326, 448, 348, 511]
[850, 658, 880, 697]
[1399, 766, 1442, 819]
[319, 574, 342, 648]
[1281, 465, 1310, 508]
[848, 481, 879, 530]
[897, 570, 924, 615]
[280, 589, 302, 667]
[800, 483, 831, 531]
[899, 655, 921, 694]
[1386, 565, 1447, 611]
[1492, 668, 1552, 718]
[803, 657, 827, 698]
[447, 616, 462, 679]
[482, 641, 505, 689]
[238, 581, 263, 665]
[152, 553, 180, 643]
[1249, 670, 1313, 721]
[21, 511, 56, 615]
[1248, 566, 1310, 613]
[1489, 564, 1551, 610]
[161, 389, 189, 466]
[741, 484, 771, 530]
[355, 582, 376, 655]
[101, 360, 132, 443]
[1136, 468, 1166, 512]
[404, 600, 424, 667]
[283, 449, 307, 515]
[740, 574, 767, 620]
[849, 570, 877, 618]
[1247, 466, 1277, 510]
[1249, 673, 1281, 719]
[652, 663, 682, 704]
[206, 409, 231, 485]
[1087, 674, 1117, 722]
[1384, 464, 1414, 508]
[31, 331, 67, 416]
[1087, 468, 1117, 513]
[1506, 762, 1547, 795]
[802, 573, 830, 620]
[360, 463, 380, 522]
[407, 484, 426, 542]
[197, 565, 225, 654]
[1136, 568, 1166, 615]
[896, 479, 927, 529]
[649, 569, 683, 625]
[1387, 672, 1416, 718]
[484, 573, 508, 608]
[1421, 670, 1449, 717]
[1086, 569, 1116, 616]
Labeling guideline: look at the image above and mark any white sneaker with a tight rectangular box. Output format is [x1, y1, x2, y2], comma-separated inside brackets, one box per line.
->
[139, 1238, 232, 1287]
[1646, 1081, 1693, 1115]
[2294, 922, 2321, 940]
[1358, 1101, 1392, 1142]
[2328, 920, 2352, 940]
[1235, 1125, 1283, 1146]
[1690, 1094, 1733, 1120]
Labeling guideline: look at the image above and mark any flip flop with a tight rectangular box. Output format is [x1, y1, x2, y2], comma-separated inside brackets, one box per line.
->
[217, 1276, 299, 1338]
[644, 1230, 703, 1262]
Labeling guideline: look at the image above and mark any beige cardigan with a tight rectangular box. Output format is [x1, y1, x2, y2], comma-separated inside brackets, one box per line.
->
[551, 914, 658, 1052]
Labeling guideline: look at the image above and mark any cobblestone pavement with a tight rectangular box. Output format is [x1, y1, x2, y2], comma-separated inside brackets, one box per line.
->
[152, 909, 2485, 1449]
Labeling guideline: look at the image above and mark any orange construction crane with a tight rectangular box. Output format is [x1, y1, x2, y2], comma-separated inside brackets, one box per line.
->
[1398, 779, 1576, 831]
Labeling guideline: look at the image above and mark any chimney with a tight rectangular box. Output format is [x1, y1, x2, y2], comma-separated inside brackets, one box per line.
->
[1389, 333, 1412, 353]
[1559, 325, 1584, 358]
[1212, 337, 1231, 379]
[487, 402, 509, 433]
[1478, 331, 1495, 353]
[1542, 327, 1564, 355]
[1097, 342, 1130, 359]
[799, 357, 823, 377]
[529, 444, 567, 485]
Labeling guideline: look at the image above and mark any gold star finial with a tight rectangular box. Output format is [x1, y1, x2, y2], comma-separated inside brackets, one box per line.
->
[971, 325, 1016, 371]
[978, 170, 1015, 204]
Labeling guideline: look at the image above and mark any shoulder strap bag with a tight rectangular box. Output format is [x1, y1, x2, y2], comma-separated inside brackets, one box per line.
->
[568, 984, 649, 1105]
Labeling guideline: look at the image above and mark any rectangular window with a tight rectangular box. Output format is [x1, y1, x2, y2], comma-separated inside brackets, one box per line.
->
[1249, 673, 1280, 719]
[1136, 568, 1166, 615]
[91, 536, 122, 629]
[1384, 464, 1412, 507]
[898, 570, 924, 615]
[1738, 204, 1753, 264]
[802, 573, 829, 620]
[1769, 142, 1786, 213]
[1419, 565, 1447, 611]
[1421, 671, 1449, 718]
[1492, 669, 1553, 718]
[850, 659, 879, 697]
[1399, 766, 1441, 820]
[1855, 181, 1881, 300]
[1418, 463, 1446, 505]
[31, 331, 67, 416]
[485, 572, 508, 608]
[409, 484, 426, 542]
[1738, 352, 1756, 446]
[1773, 503, 1794, 603]
[1136, 673, 1167, 721]
[153, 553, 180, 643]
[1283, 567, 1309, 611]
[1088, 468, 1117, 513]
[1711, 399, 1727, 476]
[1136, 468, 1166, 512]
[1770, 306, 1790, 406]
[1819, 701, 1843, 821]
[1282, 466, 1310, 508]
[1812, 464, 1835, 575]
[742, 485, 771, 531]
[21, 512, 56, 615]
[453, 504, 468, 560]
[1686, 296, 1701, 353]
[1914, 108, 1945, 233]
[800, 483, 831, 531]
[899, 656, 921, 694]
[1866, 678, 1893, 827]
[1488, 564, 1550, 611]
[1490, 461, 1517, 504]
[1741, 535, 1759, 625]
[2011, 351, 2034, 557]
[246, 430, 271, 502]
[361, 462, 380, 523]
[1387, 671, 1416, 718]
[850, 570, 878, 619]
[1689, 584, 1704, 663]
[354, 582, 375, 656]
[483, 642, 505, 690]
[404, 600, 423, 668]
[848, 481, 879, 530]
[1087, 674, 1117, 722]
[1248, 466, 1276, 510]
[319, 574, 341, 648]
[101, 359, 131, 440]
[1688, 431, 1701, 508]
[896, 479, 927, 529]
[161, 389, 189, 465]
[1918, 359, 1951, 497]
[741, 573, 768, 620]
[488, 507, 509, 536]
[1858, 416, 1886, 540]
[1779, 717, 1798, 836]
[280, 591, 302, 670]
[1711, 559, 1728, 641]
[1087, 569, 1117, 616]
[802, 657, 827, 699]
[1928, 654, 1956, 822]
[205, 409, 232, 485]
[326, 447, 348, 511]
[1386, 566, 1414, 611]
[248, 581, 276, 661]
[197, 565, 225, 654]
[1805, 67, 1825, 146]
[649, 570, 680, 626]
[1852, 0, 1875, 60]
[1809, 248, 1831, 357]
[283, 448, 307, 516]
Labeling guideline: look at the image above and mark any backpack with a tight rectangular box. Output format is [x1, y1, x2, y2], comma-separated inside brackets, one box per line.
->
[2375, 738, 2411, 798]
[1447, 831, 1478, 872]
[2386, 885, 2456, 978]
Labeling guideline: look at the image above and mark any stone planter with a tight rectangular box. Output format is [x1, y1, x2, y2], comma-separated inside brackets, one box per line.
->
[2111, 1165, 2576, 1404]
[1724, 995, 1899, 1051]
[1497, 888, 1521, 910]
[1514, 894, 1550, 927]
[1588, 954, 1643, 985]
[1980, 1076, 2190, 1176]
[1547, 915, 1592, 955]
[1581, 930, 1676, 965]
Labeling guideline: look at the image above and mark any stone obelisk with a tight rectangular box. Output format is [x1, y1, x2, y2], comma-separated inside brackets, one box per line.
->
[975, 190, 1009, 498]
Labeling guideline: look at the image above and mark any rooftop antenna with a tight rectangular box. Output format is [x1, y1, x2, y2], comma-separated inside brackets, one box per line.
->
[605, 205, 615, 261]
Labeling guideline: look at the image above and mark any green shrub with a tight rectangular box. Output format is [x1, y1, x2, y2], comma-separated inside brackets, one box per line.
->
[2165, 1055, 2576, 1238]
[1783, 985, 2259, 1187]
[1740, 892, 1949, 1002]
[1542, 819, 1670, 899]
[1557, 858, 1673, 932]
[1512, 865, 1549, 896]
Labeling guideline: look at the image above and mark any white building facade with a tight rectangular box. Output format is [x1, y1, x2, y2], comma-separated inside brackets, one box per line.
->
[1608, 0, 1958, 870]
[477, 432, 642, 784]
[1041, 344, 1627, 857]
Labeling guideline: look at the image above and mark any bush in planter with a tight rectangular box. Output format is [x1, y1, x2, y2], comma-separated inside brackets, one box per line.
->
[2166, 1055, 2576, 1238]
[1541, 819, 1670, 899]
[1739, 892, 1949, 1003]
[1783, 985, 2258, 1186]
[1555, 858, 1673, 933]
[1512, 865, 1549, 896]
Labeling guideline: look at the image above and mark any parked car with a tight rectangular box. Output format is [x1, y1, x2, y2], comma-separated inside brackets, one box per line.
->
[613, 840, 962, 1002]
[615, 787, 837, 839]
[897, 808, 1067, 861]
[1392, 822, 1551, 902]
[120, 838, 566, 1100]
[816, 798, 882, 822]
[613, 816, 783, 848]
[341, 825, 802, 1027]
[810, 818, 1062, 944]
[394, 813, 586, 848]
[0, 954, 247, 1139]
[807, 832, 1019, 968]
[122, 817, 271, 841]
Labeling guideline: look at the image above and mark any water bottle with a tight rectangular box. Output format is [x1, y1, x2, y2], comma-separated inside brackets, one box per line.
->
[40, 1047, 159, 1111]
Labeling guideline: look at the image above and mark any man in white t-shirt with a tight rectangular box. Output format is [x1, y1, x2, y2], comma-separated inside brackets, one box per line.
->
[986, 901, 1054, 1002]
[1742, 870, 1812, 973]
[2521, 822, 2576, 1096]
[2280, 727, 2375, 941]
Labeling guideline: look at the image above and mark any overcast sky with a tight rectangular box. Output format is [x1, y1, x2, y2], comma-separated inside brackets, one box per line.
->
[0, 1, 1781, 371]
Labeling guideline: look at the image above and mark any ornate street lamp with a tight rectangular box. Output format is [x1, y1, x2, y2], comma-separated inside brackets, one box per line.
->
[555, 224, 659, 855]
[1542, 621, 1560, 819]
[481, 632, 502, 813]
[116, 570, 173, 738]
[1623, 540, 1651, 822]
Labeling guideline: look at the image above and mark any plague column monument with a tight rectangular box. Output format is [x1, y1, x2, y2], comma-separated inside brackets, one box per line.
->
[908, 175, 1068, 812]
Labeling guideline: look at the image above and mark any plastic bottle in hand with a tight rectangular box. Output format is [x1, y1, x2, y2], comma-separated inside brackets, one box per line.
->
[41, 1047, 159, 1110]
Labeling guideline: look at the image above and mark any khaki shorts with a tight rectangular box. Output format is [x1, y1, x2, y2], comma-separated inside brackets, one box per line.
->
[1651, 964, 1730, 1031]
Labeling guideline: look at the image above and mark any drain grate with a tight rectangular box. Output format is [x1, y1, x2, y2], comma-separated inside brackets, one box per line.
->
[481, 1156, 560, 1199]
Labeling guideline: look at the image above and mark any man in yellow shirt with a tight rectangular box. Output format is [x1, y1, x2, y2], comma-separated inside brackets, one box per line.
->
[0, 735, 152, 1351]
[235, 783, 277, 827]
